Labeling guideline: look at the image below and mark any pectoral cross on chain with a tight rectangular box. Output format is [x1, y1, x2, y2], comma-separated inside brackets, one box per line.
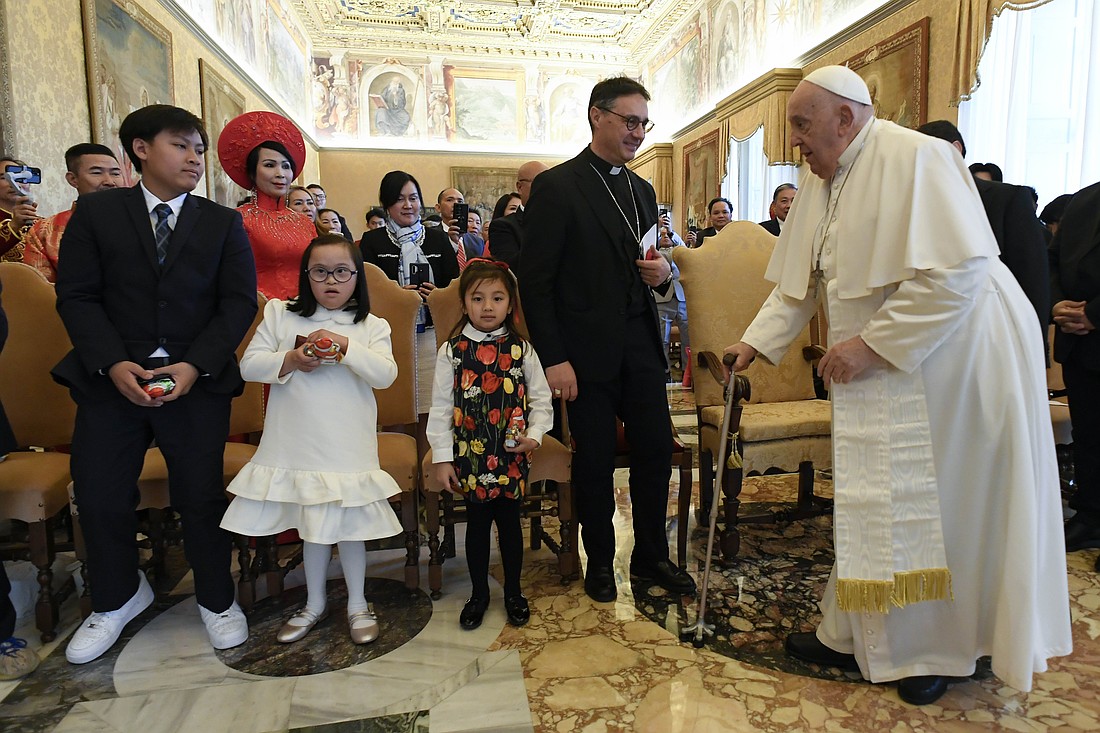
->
[812, 267, 825, 300]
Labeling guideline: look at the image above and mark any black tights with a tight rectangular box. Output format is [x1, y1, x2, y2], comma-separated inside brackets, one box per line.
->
[465, 498, 523, 599]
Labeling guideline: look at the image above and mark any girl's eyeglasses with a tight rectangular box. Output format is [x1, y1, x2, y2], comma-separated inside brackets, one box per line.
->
[306, 266, 357, 283]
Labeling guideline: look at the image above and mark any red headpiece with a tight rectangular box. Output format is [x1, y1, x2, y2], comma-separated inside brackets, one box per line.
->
[217, 111, 307, 190]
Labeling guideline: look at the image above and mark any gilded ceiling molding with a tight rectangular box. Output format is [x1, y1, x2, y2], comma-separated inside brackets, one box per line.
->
[0, 0, 13, 153]
[951, 0, 1057, 104]
[630, 142, 673, 203]
[713, 68, 803, 166]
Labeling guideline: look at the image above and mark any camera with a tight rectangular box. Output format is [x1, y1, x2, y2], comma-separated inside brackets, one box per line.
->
[452, 202, 469, 234]
[409, 261, 430, 287]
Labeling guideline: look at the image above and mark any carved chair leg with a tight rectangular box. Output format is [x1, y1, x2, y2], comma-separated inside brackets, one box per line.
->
[557, 479, 579, 582]
[260, 536, 283, 600]
[529, 481, 544, 551]
[28, 520, 58, 643]
[423, 491, 443, 599]
[234, 534, 255, 612]
[720, 462, 744, 562]
[71, 509, 93, 619]
[400, 492, 419, 592]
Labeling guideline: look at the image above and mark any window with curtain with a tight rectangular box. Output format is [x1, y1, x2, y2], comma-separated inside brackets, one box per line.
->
[958, 0, 1099, 208]
[725, 126, 799, 223]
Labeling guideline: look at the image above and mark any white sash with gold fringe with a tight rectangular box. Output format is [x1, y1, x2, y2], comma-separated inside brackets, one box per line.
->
[826, 282, 952, 614]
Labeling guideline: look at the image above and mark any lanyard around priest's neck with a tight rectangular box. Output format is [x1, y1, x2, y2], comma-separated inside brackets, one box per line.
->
[589, 163, 642, 254]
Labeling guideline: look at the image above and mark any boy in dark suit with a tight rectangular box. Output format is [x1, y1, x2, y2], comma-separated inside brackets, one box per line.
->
[53, 105, 258, 664]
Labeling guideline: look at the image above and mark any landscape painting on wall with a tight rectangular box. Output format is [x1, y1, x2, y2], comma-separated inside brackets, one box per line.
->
[199, 60, 246, 208]
[451, 167, 519, 217]
[82, 0, 174, 185]
[446, 69, 523, 144]
[846, 17, 930, 129]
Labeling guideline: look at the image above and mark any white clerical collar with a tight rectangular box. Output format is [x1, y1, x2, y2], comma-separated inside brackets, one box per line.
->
[834, 116, 876, 177]
[609, 166, 622, 175]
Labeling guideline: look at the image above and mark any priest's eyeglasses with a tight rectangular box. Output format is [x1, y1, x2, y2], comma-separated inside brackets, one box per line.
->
[598, 107, 655, 133]
[306, 265, 357, 283]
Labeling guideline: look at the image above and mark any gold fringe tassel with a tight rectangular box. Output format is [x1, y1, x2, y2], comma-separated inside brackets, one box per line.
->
[725, 431, 742, 469]
[835, 569, 953, 614]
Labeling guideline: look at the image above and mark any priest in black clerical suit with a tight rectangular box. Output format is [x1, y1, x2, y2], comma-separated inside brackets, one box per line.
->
[519, 77, 696, 603]
[1051, 181, 1100, 566]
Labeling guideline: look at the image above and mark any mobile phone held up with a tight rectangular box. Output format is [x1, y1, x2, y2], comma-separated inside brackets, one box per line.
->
[409, 261, 430, 287]
[4, 164, 41, 204]
[452, 202, 469, 235]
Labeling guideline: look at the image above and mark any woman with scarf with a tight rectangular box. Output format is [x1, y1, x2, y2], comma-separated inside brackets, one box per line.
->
[217, 112, 316, 300]
[360, 170, 459, 412]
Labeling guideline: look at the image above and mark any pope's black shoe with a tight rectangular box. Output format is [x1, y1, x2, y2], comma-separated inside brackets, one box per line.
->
[784, 632, 860, 672]
[583, 563, 617, 603]
[459, 597, 489, 630]
[629, 559, 697, 596]
[1064, 514, 1100, 552]
[897, 675, 950, 705]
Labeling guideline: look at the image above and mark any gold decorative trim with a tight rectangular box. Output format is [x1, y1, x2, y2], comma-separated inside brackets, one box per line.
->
[0, 0, 14, 154]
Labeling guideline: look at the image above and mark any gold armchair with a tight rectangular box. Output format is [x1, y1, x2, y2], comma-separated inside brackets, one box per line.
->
[0, 263, 78, 641]
[674, 222, 832, 561]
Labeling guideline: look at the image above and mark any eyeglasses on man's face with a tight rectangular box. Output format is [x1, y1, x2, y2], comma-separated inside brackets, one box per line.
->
[306, 265, 357, 283]
[598, 107, 655, 133]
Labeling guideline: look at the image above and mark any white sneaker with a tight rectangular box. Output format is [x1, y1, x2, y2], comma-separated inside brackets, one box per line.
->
[66, 571, 154, 665]
[199, 601, 248, 650]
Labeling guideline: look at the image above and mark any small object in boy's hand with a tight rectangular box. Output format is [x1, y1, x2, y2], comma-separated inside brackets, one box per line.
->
[305, 337, 342, 364]
[139, 375, 176, 398]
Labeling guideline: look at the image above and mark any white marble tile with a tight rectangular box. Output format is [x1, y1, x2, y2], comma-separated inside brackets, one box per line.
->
[113, 597, 256, 695]
[53, 703, 127, 733]
[431, 650, 533, 733]
[65, 677, 295, 733]
[286, 573, 504, 727]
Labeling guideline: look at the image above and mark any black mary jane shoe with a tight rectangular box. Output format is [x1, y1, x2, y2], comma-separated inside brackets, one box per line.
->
[629, 559, 697, 596]
[459, 597, 489, 630]
[584, 564, 617, 603]
[897, 675, 950, 705]
[784, 632, 861, 672]
[504, 594, 530, 627]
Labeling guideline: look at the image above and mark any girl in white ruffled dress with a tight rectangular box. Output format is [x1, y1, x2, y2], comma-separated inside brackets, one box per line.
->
[222, 234, 402, 645]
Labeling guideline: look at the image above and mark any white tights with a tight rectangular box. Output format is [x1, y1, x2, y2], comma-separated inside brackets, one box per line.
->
[302, 540, 369, 615]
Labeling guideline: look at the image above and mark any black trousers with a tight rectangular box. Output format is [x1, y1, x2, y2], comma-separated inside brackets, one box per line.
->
[567, 314, 672, 568]
[70, 389, 234, 613]
[0, 563, 14, 639]
[1064, 358, 1100, 520]
[465, 498, 522, 599]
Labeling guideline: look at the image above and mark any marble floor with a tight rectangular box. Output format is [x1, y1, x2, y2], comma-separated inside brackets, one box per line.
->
[1, 383, 1098, 732]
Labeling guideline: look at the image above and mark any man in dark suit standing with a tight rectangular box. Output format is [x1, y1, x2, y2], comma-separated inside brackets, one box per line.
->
[520, 77, 696, 603]
[485, 160, 548, 269]
[54, 105, 257, 664]
[916, 121, 1050, 351]
[759, 183, 797, 236]
[1050, 181, 1100, 566]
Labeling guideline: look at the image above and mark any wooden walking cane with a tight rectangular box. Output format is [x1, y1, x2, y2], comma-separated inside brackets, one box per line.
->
[682, 351, 748, 648]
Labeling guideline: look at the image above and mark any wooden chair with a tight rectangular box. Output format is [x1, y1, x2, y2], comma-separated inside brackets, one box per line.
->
[0, 263, 78, 641]
[252, 265, 425, 601]
[70, 294, 268, 617]
[419, 279, 576, 598]
[674, 222, 832, 561]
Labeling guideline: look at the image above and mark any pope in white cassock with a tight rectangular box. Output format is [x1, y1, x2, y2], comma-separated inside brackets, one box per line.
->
[724, 66, 1072, 705]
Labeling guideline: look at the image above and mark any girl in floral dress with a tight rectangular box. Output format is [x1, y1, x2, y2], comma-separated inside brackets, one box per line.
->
[427, 260, 553, 630]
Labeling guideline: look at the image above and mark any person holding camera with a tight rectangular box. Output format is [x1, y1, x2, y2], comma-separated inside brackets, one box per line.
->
[360, 171, 459, 411]
[0, 155, 40, 261]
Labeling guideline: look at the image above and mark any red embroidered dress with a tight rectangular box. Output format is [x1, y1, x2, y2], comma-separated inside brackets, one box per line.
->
[238, 191, 316, 300]
[450, 332, 529, 502]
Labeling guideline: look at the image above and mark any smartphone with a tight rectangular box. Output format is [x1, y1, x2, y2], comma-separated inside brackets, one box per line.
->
[4, 164, 40, 204]
[453, 202, 469, 234]
[409, 261, 430, 287]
